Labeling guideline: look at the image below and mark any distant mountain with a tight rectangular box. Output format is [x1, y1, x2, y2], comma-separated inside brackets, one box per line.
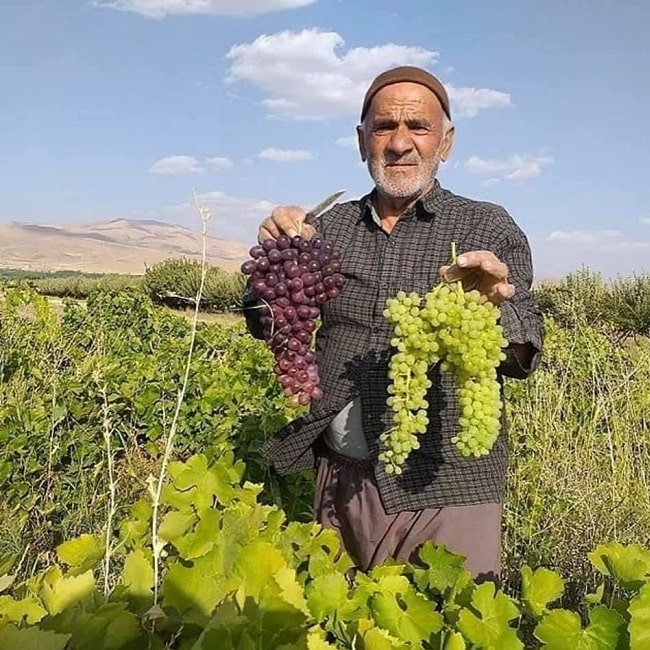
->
[0, 219, 251, 274]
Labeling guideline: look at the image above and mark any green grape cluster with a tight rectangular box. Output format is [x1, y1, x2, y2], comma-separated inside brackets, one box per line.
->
[381, 280, 508, 475]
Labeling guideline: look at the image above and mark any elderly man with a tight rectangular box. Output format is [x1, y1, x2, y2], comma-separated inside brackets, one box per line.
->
[245, 66, 543, 581]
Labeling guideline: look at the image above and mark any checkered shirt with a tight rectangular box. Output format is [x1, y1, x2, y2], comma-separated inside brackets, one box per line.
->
[246, 180, 544, 514]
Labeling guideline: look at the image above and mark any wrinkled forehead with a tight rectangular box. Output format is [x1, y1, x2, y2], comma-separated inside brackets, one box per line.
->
[365, 82, 445, 119]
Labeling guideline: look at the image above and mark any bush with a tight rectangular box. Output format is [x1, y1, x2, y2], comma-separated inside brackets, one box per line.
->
[143, 258, 246, 312]
[534, 269, 650, 340]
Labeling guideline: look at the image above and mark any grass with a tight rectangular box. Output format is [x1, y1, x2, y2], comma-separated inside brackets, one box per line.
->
[503, 317, 650, 604]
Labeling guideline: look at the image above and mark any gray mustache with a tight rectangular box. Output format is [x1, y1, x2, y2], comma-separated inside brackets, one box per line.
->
[382, 155, 421, 165]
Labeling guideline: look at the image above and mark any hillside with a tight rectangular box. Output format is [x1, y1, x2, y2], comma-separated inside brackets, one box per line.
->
[0, 219, 251, 274]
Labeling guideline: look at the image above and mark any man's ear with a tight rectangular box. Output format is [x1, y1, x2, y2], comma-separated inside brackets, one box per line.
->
[439, 124, 455, 162]
[356, 124, 367, 162]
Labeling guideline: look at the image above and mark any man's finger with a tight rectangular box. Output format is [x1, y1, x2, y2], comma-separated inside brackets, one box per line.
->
[258, 224, 278, 242]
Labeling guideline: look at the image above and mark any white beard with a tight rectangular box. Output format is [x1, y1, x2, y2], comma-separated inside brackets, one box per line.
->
[368, 150, 441, 199]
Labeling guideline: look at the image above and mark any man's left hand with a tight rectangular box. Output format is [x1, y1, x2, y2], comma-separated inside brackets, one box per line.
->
[439, 250, 514, 306]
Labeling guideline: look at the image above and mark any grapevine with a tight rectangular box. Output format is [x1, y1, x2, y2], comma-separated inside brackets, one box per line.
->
[241, 230, 345, 407]
[381, 244, 508, 474]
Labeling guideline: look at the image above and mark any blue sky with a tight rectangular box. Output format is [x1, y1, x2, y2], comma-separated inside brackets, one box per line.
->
[1, 0, 649, 280]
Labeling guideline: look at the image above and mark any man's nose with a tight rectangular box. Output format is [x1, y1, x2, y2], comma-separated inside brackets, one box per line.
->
[387, 125, 414, 156]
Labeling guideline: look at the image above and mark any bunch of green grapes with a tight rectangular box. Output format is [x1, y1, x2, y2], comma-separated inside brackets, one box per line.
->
[380, 292, 439, 474]
[421, 283, 508, 458]
[381, 269, 508, 474]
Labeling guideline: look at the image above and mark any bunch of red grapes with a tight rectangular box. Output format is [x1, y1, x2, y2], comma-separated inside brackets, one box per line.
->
[241, 233, 345, 407]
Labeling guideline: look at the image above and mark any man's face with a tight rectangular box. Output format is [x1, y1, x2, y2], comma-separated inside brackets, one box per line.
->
[357, 82, 454, 199]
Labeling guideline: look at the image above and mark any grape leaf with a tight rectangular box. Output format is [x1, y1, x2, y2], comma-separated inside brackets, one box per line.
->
[233, 541, 287, 602]
[122, 548, 154, 609]
[534, 605, 625, 649]
[0, 624, 70, 650]
[0, 595, 47, 625]
[521, 566, 565, 618]
[56, 534, 104, 574]
[629, 583, 650, 649]
[414, 542, 471, 596]
[456, 581, 523, 649]
[39, 567, 95, 615]
[370, 575, 444, 644]
[158, 509, 195, 543]
[163, 551, 234, 622]
[356, 617, 409, 649]
[443, 630, 467, 650]
[269, 566, 310, 616]
[173, 509, 220, 560]
[588, 543, 650, 590]
[306, 572, 350, 620]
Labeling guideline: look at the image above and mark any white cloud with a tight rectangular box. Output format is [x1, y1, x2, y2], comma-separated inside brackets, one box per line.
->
[335, 135, 358, 148]
[446, 84, 511, 119]
[206, 156, 234, 170]
[641, 217, 650, 226]
[258, 148, 315, 162]
[149, 155, 234, 174]
[226, 29, 510, 121]
[149, 155, 203, 175]
[92, 0, 316, 18]
[463, 153, 553, 184]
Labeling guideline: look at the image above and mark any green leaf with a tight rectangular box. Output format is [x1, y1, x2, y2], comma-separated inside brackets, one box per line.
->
[0, 625, 70, 650]
[122, 548, 154, 610]
[0, 595, 47, 624]
[356, 617, 408, 649]
[272, 566, 310, 616]
[56, 534, 104, 573]
[306, 625, 338, 649]
[588, 543, 650, 590]
[629, 583, 650, 649]
[173, 509, 220, 560]
[233, 541, 286, 602]
[456, 581, 523, 649]
[306, 573, 349, 620]
[370, 575, 444, 644]
[414, 543, 471, 595]
[534, 606, 625, 649]
[39, 567, 96, 615]
[584, 583, 605, 606]
[443, 630, 467, 650]
[158, 509, 196, 543]
[163, 555, 232, 623]
[521, 566, 565, 618]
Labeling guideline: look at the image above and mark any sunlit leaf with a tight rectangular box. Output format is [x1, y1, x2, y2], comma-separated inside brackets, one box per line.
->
[56, 534, 104, 574]
[456, 581, 523, 649]
[588, 543, 650, 590]
[534, 605, 625, 649]
[521, 566, 565, 618]
[629, 583, 650, 649]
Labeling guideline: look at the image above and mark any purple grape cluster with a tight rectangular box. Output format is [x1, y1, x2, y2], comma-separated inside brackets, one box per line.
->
[241, 233, 345, 408]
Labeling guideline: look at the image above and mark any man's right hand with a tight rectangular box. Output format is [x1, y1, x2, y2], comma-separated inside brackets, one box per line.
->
[258, 205, 316, 242]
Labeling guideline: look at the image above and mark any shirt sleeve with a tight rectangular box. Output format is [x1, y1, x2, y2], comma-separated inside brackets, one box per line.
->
[493, 213, 544, 379]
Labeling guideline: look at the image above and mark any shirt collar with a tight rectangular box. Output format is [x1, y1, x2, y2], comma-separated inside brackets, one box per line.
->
[358, 179, 445, 224]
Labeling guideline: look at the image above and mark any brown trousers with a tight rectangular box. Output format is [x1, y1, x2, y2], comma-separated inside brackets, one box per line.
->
[314, 447, 502, 582]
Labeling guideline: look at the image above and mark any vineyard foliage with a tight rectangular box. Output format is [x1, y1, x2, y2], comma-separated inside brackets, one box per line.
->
[1, 283, 650, 647]
[1, 449, 649, 648]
